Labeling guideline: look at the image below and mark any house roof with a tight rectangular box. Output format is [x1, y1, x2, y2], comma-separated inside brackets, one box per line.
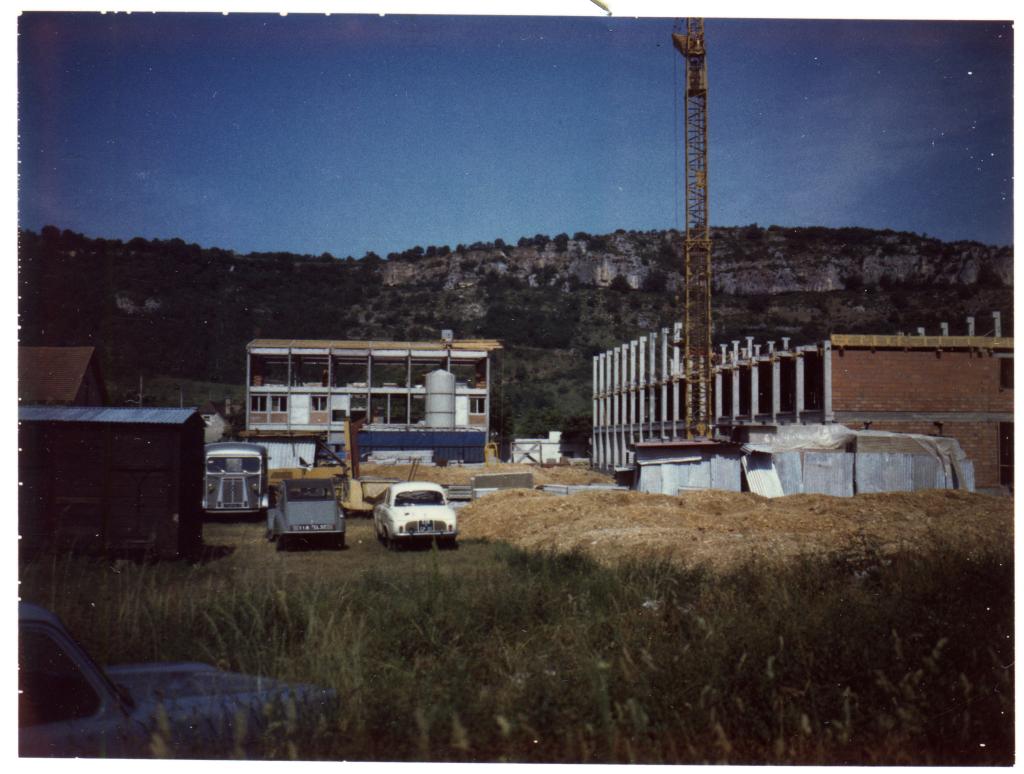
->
[19, 346, 104, 404]
[198, 400, 224, 417]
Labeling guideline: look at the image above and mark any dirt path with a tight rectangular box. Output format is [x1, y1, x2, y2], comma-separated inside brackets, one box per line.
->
[456, 488, 1013, 570]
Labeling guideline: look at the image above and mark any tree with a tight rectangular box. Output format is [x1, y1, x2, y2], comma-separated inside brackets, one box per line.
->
[609, 275, 632, 292]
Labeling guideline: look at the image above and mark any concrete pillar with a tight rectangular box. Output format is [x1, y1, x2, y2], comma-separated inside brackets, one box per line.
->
[754, 344, 762, 358]
[731, 366, 741, 421]
[732, 339, 740, 362]
[661, 327, 669, 438]
[782, 337, 790, 352]
[822, 340, 833, 422]
[795, 353, 805, 423]
[614, 346, 622, 468]
[648, 332, 657, 440]
[993, 311, 1002, 337]
[771, 356, 781, 422]
[749, 360, 759, 420]
[940, 322, 949, 336]
[622, 341, 630, 462]
[967, 316, 976, 336]
[916, 327, 926, 336]
[634, 337, 643, 442]
[714, 369, 723, 424]
[767, 341, 775, 355]
[720, 343, 728, 363]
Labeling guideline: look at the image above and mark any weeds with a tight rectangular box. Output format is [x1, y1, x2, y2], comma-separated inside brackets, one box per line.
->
[18, 526, 1014, 764]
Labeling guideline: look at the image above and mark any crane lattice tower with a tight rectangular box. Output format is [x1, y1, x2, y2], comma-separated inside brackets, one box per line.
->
[672, 18, 713, 438]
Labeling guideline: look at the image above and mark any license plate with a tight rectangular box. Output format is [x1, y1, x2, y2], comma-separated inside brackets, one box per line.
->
[294, 524, 333, 531]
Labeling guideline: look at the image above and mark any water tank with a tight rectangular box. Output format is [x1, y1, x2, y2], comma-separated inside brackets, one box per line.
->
[425, 369, 456, 429]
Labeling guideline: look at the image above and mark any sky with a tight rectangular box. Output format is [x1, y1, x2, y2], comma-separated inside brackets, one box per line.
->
[16, 11, 1014, 259]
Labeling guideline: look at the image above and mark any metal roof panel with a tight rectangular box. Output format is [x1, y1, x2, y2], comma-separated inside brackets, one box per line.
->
[19, 405, 200, 425]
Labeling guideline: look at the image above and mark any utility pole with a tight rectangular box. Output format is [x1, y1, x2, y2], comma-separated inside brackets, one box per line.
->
[673, 18, 713, 438]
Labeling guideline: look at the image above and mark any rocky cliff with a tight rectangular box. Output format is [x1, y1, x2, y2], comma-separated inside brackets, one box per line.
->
[380, 226, 1012, 296]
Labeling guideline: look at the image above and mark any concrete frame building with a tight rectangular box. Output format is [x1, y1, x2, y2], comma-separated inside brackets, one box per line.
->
[592, 312, 1012, 491]
[246, 337, 502, 463]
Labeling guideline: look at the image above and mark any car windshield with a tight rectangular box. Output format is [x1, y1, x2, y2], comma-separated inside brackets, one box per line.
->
[394, 490, 445, 507]
[286, 482, 334, 500]
[207, 457, 261, 474]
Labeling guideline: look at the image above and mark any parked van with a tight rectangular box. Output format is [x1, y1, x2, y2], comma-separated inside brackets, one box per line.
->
[202, 442, 269, 518]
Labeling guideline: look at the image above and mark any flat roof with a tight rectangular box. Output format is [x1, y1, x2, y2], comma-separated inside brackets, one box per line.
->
[248, 338, 503, 352]
[831, 334, 1013, 350]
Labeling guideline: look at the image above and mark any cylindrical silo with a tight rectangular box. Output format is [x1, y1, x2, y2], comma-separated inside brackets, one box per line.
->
[425, 369, 456, 428]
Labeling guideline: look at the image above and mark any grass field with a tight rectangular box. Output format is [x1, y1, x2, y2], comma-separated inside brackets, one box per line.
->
[19, 517, 1014, 764]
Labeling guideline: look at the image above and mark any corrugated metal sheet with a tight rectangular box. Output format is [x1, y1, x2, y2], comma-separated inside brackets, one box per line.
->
[772, 452, 804, 495]
[20, 405, 199, 425]
[957, 459, 976, 492]
[912, 454, 946, 490]
[263, 440, 317, 471]
[855, 452, 915, 494]
[803, 452, 854, 497]
[741, 454, 784, 498]
[710, 455, 743, 491]
[359, 430, 486, 463]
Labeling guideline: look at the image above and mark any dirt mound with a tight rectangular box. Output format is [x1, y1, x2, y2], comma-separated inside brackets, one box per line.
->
[457, 488, 1013, 570]
[359, 462, 613, 487]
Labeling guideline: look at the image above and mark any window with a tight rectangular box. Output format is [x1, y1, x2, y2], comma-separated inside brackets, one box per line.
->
[270, 395, 288, 413]
[470, 397, 486, 414]
[331, 409, 348, 422]
[1000, 358, 1013, 390]
[250, 395, 267, 412]
[19, 629, 101, 727]
[311, 396, 328, 412]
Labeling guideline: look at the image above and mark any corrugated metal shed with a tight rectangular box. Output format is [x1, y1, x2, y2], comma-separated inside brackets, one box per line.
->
[262, 440, 318, 471]
[855, 452, 915, 494]
[802, 452, 855, 497]
[19, 405, 199, 425]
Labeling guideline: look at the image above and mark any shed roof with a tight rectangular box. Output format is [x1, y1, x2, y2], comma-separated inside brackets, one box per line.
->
[19, 346, 104, 403]
[248, 338, 503, 352]
[19, 405, 200, 425]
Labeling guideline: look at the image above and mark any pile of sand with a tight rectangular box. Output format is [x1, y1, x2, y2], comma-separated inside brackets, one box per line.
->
[358, 462, 613, 487]
[456, 488, 1013, 570]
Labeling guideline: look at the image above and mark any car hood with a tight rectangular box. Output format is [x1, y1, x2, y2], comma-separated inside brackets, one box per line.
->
[108, 662, 335, 729]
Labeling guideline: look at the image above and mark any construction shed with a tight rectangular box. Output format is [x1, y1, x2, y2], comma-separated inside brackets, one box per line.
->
[19, 406, 205, 558]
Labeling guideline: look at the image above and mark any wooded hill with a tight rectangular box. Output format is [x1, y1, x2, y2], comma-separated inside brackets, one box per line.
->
[18, 225, 1013, 437]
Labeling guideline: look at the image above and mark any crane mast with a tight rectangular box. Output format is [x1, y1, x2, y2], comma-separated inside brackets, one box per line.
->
[672, 18, 713, 438]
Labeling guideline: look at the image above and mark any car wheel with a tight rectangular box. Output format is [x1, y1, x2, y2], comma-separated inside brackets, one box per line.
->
[336, 533, 346, 550]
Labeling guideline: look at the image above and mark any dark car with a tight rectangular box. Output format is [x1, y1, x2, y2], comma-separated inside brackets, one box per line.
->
[18, 602, 335, 758]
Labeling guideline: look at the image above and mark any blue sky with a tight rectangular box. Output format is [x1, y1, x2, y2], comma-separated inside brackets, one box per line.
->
[17, 13, 1013, 258]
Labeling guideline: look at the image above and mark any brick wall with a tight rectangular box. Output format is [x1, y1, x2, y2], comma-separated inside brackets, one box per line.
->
[831, 348, 1012, 489]
[831, 349, 1011, 413]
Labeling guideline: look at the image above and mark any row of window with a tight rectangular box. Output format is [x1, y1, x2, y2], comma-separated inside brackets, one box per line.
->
[250, 395, 487, 414]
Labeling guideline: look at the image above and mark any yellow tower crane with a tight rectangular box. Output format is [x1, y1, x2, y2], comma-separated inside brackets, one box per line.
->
[672, 18, 713, 438]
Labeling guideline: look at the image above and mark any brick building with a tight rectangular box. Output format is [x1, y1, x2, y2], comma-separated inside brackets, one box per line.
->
[592, 317, 1012, 492]
[829, 334, 1013, 489]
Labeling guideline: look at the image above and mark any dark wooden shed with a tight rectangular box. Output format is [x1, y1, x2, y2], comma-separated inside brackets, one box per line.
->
[19, 406, 205, 558]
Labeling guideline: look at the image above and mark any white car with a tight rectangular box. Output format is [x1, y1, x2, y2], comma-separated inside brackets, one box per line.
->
[373, 481, 458, 550]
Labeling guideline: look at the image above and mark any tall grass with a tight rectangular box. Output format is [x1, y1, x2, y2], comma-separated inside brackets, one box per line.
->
[19, 537, 1013, 764]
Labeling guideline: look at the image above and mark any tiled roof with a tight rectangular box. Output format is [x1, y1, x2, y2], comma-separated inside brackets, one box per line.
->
[19, 346, 99, 404]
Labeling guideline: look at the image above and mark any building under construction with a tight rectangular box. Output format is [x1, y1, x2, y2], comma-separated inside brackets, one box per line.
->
[591, 313, 1013, 494]
[245, 335, 502, 465]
